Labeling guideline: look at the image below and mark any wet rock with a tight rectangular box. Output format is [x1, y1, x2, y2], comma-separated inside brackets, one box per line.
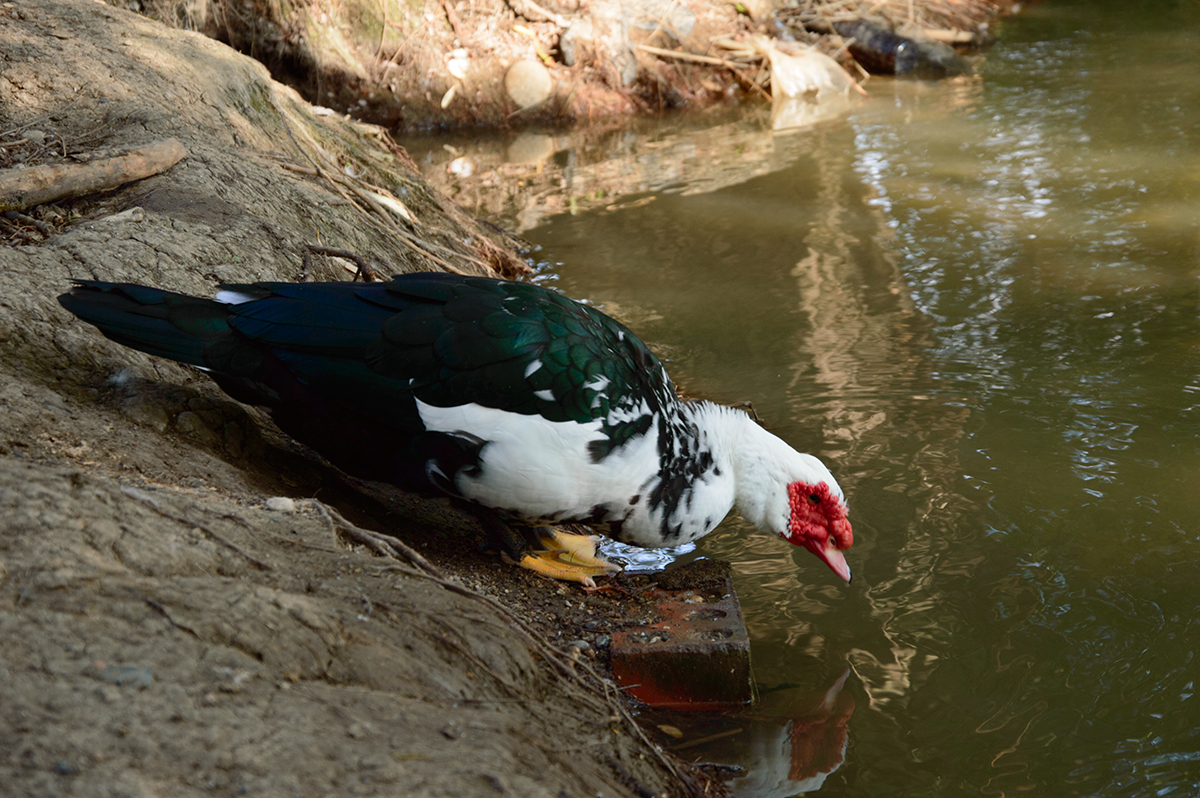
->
[832, 19, 967, 77]
[611, 582, 753, 709]
[652, 557, 733, 594]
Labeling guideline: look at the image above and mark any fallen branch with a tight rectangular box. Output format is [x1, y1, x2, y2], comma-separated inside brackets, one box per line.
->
[0, 138, 187, 212]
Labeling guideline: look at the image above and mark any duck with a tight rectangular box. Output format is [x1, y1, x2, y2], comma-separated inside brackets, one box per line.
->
[58, 272, 853, 585]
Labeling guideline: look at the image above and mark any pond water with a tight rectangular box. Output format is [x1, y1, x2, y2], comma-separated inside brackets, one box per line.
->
[407, 1, 1200, 794]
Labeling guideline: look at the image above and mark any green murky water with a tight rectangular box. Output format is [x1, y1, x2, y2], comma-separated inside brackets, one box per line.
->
[409, 2, 1200, 793]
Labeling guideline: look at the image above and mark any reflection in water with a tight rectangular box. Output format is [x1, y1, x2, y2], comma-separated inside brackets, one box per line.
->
[404, 109, 822, 234]
[404, 3, 1200, 794]
[729, 670, 856, 797]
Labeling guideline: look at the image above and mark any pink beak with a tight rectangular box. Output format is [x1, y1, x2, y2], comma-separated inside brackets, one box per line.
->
[813, 539, 852, 584]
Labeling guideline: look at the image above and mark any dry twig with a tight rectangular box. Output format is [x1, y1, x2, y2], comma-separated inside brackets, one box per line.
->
[305, 245, 380, 282]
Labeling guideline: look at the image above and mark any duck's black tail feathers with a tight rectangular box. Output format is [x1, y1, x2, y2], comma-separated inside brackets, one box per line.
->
[57, 281, 234, 369]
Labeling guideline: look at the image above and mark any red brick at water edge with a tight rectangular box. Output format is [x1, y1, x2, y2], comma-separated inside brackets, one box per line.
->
[611, 565, 754, 710]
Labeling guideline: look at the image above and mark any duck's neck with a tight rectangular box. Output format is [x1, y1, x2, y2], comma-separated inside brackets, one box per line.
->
[686, 402, 805, 535]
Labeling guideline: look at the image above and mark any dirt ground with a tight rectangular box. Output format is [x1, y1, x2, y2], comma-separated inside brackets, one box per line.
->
[0, 0, 727, 795]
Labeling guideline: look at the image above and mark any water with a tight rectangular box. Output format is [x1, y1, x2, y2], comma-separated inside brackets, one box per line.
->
[407, 2, 1200, 793]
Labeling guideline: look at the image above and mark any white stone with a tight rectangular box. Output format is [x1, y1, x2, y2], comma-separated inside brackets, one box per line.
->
[265, 496, 296, 513]
[504, 60, 552, 109]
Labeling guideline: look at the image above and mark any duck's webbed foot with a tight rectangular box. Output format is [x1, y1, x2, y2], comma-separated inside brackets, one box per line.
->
[515, 526, 623, 586]
[477, 512, 622, 586]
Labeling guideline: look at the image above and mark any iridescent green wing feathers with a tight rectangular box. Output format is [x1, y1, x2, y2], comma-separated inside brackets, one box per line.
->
[367, 275, 673, 427]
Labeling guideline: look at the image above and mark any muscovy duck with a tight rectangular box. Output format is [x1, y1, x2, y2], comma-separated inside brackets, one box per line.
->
[58, 273, 853, 584]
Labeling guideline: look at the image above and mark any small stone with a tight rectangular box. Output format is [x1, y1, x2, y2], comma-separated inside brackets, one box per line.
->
[265, 496, 296, 513]
[93, 663, 153, 689]
[657, 724, 683, 739]
[25, 129, 46, 145]
[94, 206, 144, 224]
[504, 60, 552, 109]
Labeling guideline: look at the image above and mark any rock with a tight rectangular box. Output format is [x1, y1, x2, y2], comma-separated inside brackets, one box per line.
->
[504, 60, 552, 109]
[90, 663, 154, 689]
[94, 207, 145, 224]
[265, 496, 296, 513]
[560, 6, 637, 86]
[120, 394, 170, 433]
[174, 410, 221, 447]
[832, 19, 968, 77]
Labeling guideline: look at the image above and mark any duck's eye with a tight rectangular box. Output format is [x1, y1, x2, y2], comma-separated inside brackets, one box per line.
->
[809, 494, 821, 504]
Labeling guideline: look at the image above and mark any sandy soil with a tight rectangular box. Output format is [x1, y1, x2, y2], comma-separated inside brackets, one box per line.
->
[0, 1, 725, 795]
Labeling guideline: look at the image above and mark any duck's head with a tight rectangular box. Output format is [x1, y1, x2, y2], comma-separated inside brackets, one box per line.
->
[783, 477, 854, 583]
[735, 444, 854, 583]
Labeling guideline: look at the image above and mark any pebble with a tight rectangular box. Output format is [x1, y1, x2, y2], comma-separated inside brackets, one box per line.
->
[93, 663, 153, 689]
[504, 60, 552, 109]
[94, 206, 144, 224]
[265, 496, 296, 513]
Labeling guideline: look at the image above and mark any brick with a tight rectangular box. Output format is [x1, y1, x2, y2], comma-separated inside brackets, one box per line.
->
[611, 562, 754, 710]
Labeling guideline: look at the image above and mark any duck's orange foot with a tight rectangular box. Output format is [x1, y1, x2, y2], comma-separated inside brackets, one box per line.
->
[510, 528, 622, 586]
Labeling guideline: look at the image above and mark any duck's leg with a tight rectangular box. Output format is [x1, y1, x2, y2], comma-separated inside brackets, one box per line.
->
[475, 511, 621, 586]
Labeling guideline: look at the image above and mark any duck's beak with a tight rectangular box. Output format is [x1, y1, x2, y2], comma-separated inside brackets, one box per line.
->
[813, 540, 852, 584]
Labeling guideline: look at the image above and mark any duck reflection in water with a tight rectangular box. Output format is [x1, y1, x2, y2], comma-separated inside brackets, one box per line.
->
[724, 669, 855, 797]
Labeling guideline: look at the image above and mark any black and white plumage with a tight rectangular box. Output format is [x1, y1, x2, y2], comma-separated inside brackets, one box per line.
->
[58, 273, 853, 584]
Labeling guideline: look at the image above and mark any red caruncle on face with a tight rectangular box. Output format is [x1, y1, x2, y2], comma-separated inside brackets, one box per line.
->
[785, 481, 854, 581]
